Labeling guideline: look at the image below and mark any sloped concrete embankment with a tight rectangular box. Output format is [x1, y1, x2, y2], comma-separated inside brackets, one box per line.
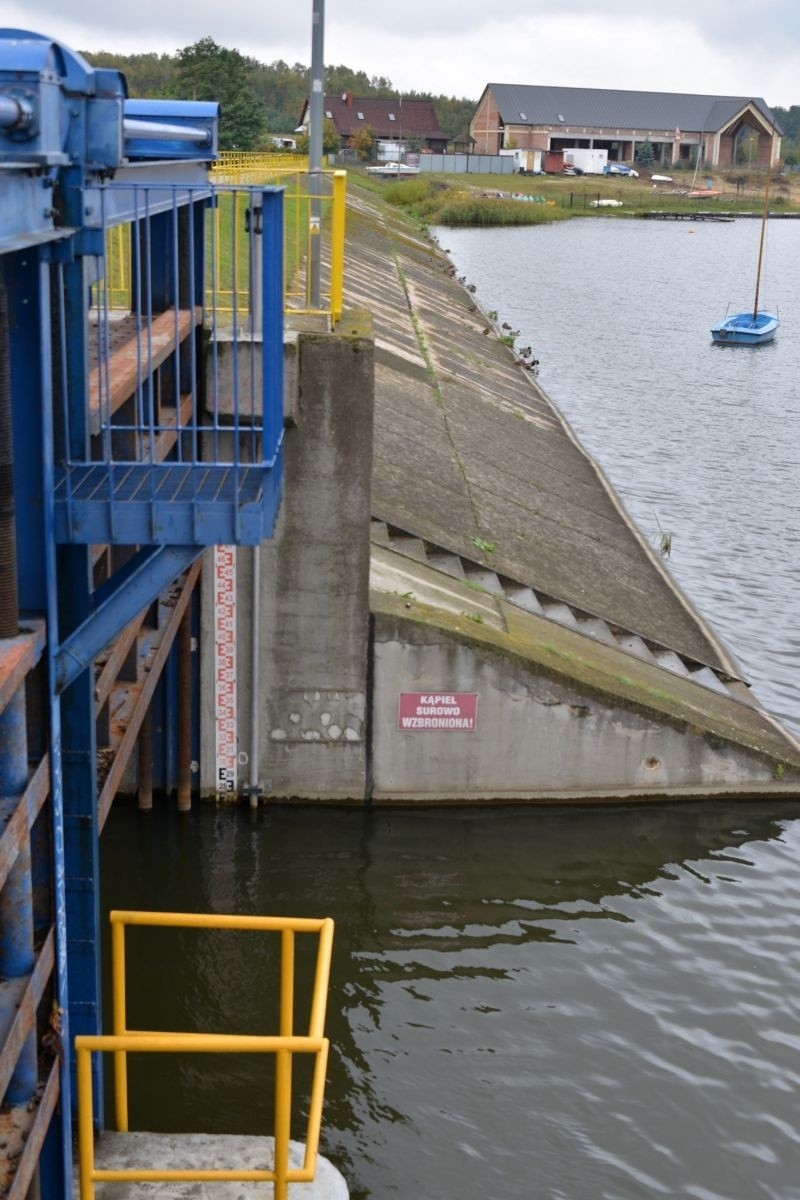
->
[201, 183, 800, 804]
[347, 185, 800, 801]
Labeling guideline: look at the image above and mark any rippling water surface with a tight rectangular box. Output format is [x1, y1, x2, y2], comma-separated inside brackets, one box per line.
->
[100, 216, 800, 1200]
[435, 217, 800, 731]
[102, 801, 800, 1200]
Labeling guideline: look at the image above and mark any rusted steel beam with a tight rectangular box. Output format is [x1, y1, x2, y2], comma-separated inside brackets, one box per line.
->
[0, 755, 49, 894]
[88, 307, 201, 424]
[0, 927, 55, 1101]
[97, 561, 201, 831]
[0, 623, 44, 719]
[3, 1055, 60, 1200]
[94, 611, 148, 712]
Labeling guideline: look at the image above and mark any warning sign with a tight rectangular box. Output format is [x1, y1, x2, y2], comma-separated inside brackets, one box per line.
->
[397, 692, 478, 732]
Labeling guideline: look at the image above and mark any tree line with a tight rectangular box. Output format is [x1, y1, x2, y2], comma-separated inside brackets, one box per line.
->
[772, 107, 800, 165]
[80, 40, 800, 164]
[82, 37, 476, 152]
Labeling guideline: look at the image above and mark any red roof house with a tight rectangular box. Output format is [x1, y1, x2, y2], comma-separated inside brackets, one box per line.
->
[300, 93, 448, 152]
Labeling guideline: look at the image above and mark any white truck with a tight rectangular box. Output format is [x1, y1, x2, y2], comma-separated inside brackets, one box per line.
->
[563, 147, 608, 175]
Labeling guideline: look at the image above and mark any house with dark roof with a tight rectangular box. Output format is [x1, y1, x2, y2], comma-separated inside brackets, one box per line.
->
[470, 83, 781, 169]
[299, 93, 448, 153]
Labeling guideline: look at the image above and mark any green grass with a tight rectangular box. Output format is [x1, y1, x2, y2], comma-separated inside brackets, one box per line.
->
[374, 174, 570, 227]
[383, 178, 438, 207]
[208, 184, 317, 312]
[430, 196, 570, 226]
[356, 165, 800, 228]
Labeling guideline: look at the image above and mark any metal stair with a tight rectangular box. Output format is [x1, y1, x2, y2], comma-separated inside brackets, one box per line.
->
[371, 518, 756, 708]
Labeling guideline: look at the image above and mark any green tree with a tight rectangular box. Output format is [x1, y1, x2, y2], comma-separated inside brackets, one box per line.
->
[82, 50, 177, 97]
[295, 118, 341, 155]
[350, 124, 377, 161]
[175, 37, 266, 150]
[772, 105, 800, 141]
[326, 64, 394, 97]
[635, 139, 655, 167]
[82, 45, 478, 149]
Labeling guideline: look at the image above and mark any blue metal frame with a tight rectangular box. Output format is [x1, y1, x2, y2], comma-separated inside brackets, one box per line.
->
[51, 180, 285, 552]
[6, 241, 74, 1193]
[0, 26, 286, 1199]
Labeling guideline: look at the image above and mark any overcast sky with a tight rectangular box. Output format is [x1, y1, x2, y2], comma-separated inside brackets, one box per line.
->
[7, 1, 800, 106]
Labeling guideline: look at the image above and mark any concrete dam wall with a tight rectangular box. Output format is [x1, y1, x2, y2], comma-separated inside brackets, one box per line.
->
[200, 184, 800, 804]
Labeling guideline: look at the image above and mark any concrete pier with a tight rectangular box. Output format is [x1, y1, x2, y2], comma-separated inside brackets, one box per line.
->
[74, 1133, 348, 1198]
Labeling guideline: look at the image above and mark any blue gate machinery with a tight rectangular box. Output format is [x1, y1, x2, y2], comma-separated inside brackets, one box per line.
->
[0, 29, 284, 1197]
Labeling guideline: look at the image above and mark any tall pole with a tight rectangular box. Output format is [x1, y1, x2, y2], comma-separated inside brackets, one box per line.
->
[309, 0, 325, 309]
[752, 120, 774, 321]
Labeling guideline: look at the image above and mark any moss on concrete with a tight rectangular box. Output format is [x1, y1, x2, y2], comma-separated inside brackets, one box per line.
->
[371, 586, 800, 773]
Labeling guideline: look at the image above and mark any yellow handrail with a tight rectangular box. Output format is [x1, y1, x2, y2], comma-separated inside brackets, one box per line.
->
[212, 151, 309, 178]
[330, 170, 347, 322]
[76, 909, 335, 1200]
[94, 160, 348, 324]
[76, 1033, 329, 1198]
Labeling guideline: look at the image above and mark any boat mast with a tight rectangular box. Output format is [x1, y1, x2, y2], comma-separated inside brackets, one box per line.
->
[752, 122, 773, 320]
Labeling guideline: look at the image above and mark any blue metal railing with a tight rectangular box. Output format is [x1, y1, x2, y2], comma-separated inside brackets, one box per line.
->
[54, 181, 284, 548]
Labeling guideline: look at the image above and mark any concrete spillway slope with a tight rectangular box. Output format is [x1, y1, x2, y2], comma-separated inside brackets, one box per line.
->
[344, 182, 800, 800]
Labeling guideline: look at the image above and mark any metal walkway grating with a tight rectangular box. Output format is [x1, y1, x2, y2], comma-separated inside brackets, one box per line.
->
[54, 460, 282, 546]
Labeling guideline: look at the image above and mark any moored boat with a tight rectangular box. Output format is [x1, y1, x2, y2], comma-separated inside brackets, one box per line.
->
[711, 310, 779, 345]
[710, 150, 779, 346]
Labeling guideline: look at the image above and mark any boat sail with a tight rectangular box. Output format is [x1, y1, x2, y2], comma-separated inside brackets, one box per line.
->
[710, 154, 779, 346]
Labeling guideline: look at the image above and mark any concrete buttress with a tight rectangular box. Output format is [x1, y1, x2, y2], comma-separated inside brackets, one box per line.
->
[201, 312, 375, 801]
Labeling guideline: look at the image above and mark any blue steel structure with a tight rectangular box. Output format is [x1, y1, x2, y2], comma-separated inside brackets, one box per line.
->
[0, 29, 284, 1197]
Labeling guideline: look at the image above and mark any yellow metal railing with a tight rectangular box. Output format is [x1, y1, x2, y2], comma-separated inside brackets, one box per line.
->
[212, 151, 309, 176]
[96, 162, 346, 323]
[76, 910, 334, 1200]
[94, 224, 130, 311]
[208, 167, 347, 322]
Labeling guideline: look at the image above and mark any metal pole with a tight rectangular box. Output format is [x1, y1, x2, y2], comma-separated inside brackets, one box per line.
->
[123, 118, 210, 145]
[177, 606, 192, 812]
[248, 546, 261, 809]
[137, 709, 153, 811]
[308, 0, 325, 309]
[249, 207, 263, 336]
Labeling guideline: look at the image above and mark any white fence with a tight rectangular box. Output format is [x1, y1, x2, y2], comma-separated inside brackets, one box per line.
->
[417, 154, 514, 175]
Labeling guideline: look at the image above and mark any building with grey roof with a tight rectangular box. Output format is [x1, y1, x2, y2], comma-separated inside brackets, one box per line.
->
[471, 83, 781, 169]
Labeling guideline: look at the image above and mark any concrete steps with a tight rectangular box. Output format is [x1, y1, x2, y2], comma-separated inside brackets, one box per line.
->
[371, 518, 754, 709]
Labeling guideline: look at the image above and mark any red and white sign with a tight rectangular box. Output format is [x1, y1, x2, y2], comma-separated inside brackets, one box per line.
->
[397, 692, 478, 732]
[213, 545, 237, 795]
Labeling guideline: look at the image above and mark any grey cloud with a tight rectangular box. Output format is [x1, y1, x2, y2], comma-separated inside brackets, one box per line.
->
[12, 0, 800, 67]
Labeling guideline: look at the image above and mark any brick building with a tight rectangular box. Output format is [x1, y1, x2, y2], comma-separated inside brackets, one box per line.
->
[300, 93, 448, 153]
[470, 83, 781, 169]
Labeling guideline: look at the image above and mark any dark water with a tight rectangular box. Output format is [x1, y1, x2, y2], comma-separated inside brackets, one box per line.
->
[101, 800, 800, 1200]
[99, 217, 800, 1199]
[435, 217, 800, 733]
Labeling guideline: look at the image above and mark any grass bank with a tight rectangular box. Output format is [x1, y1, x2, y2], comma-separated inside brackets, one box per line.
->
[356, 166, 800, 227]
[380, 177, 570, 227]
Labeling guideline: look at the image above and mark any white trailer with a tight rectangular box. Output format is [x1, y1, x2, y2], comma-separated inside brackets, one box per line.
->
[563, 148, 608, 174]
